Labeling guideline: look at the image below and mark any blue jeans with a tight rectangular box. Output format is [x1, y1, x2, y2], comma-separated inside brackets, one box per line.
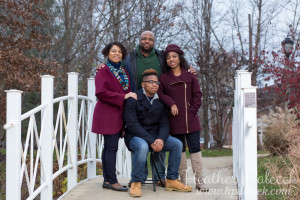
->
[129, 136, 182, 183]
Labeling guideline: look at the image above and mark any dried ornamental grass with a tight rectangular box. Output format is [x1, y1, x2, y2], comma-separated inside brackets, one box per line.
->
[263, 108, 300, 199]
[261, 107, 298, 155]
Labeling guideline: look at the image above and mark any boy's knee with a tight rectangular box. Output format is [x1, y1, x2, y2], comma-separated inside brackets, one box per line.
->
[168, 137, 183, 151]
[136, 142, 149, 155]
[172, 137, 182, 148]
[177, 140, 183, 150]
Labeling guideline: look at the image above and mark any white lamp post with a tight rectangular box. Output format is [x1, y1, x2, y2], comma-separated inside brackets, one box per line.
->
[281, 37, 294, 58]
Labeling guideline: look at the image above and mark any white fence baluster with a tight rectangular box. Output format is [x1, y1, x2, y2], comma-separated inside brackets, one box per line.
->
[41, 75, 54, 199]
[5, 89, 22, 200]
[87, 78, 96, 179]
[67, 72, 79, 190]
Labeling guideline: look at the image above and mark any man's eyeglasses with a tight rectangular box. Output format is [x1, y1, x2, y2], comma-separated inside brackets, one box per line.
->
[143, 80, 160, 85]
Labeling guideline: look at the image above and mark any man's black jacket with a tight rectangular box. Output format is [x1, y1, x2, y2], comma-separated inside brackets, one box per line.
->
[123, 89, 169, 150]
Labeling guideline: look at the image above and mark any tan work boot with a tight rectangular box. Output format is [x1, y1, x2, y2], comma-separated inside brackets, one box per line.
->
[190, 151, 209, 192]
[165, 179, 192, 192]
[179, 152, 188, 185]
[129, 182, 142, 197]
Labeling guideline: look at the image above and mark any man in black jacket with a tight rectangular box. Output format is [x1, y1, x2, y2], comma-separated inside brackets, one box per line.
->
[123, 69, 192, 197]
[123, 31, 167, 186]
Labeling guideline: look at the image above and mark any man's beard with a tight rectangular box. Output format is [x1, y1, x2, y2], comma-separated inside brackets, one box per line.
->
[140, 45, 153, 53]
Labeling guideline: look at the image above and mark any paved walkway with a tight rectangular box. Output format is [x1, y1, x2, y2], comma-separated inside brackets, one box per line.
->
[62, 156, 238, 200]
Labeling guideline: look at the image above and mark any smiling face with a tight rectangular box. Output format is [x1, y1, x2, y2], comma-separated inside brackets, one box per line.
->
[142, 75, 159, 97]
[166, 52, 181, 70]
[139, 32, 155, 53]
[107, 45, 122, 63]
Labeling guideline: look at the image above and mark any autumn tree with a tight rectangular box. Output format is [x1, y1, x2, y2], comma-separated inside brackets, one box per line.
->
[0, 0, 59, 145]
[261, 0, 300, 111]
[263, 39, 300, 110]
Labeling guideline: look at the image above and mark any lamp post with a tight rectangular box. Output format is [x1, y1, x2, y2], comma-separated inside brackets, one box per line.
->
[281, 36, 294, 112]
[281, 37, 294, 58]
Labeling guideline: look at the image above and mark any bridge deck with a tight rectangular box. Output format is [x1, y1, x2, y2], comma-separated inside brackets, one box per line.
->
[62, 156, 238, 200]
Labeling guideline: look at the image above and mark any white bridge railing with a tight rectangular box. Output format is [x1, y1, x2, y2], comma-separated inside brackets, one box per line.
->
[232, 70, 258, 200]
[4, 73, 131, 200]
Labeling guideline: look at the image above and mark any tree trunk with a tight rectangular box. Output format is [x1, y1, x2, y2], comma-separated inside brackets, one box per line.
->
[202, 0, 212, 148]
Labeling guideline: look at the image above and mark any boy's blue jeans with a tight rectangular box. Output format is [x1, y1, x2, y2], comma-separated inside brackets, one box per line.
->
[129, 136, 182, 183]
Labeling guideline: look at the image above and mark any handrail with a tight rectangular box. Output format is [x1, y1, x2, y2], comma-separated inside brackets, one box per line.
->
[5, 73, 130, 200]
[4, 96, 74, 129]
[52, 164, 73, 180]
[78, 95, 95, 102]
[26, 182, 48, 200]
[77, 158, 94, 165]
[53, 95, 74, 104]
[3, 122, 15, 130]
[21, 103, 49, 121]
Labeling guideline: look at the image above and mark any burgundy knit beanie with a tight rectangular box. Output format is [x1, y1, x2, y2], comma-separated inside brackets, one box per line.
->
[164, 44, 184, 55]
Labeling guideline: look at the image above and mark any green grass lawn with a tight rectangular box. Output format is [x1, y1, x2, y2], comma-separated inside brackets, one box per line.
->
[257, 155, 290, 200]
[186, 148, 233, 158]
[0, 148, 6, 199]
[0, 148, 5, 174]
[0, 148, 5, 154]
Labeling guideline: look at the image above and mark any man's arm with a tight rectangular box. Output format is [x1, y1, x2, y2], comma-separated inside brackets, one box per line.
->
[123, 98, 156, 145]
[123, 55, 136, 92]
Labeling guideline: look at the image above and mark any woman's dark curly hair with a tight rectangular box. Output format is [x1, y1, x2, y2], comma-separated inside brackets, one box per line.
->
[102, 42, 128, 61]
[162, 52, 189, 73]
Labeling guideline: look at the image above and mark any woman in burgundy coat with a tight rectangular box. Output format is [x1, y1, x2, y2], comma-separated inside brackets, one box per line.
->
[92, 42, 137, 192]
[157, 44, 208, 191]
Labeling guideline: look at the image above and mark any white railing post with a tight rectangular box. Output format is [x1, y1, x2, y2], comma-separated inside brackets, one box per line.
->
[232, 75, 237, 179]
[237, 71, 251, 189]
[239, 72, 252, 200]
[242, 87, 257, 200]
[68, 72, 78, 189]
[232, 85, 236, 177]
[233, 70, 257, 200]
[87, 78, 96, 179]
[5, 89, 22, 200]
[41, 75, 54, 200]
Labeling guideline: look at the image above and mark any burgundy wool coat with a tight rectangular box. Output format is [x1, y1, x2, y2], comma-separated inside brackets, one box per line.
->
[91, 64, 131, 135]
[158, 68, 202, 135]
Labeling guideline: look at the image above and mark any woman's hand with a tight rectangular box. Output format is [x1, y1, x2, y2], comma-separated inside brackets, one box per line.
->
[188, 66, 197, 75]
[171, 104, 178, 116]
[125, 92, 137, 100]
